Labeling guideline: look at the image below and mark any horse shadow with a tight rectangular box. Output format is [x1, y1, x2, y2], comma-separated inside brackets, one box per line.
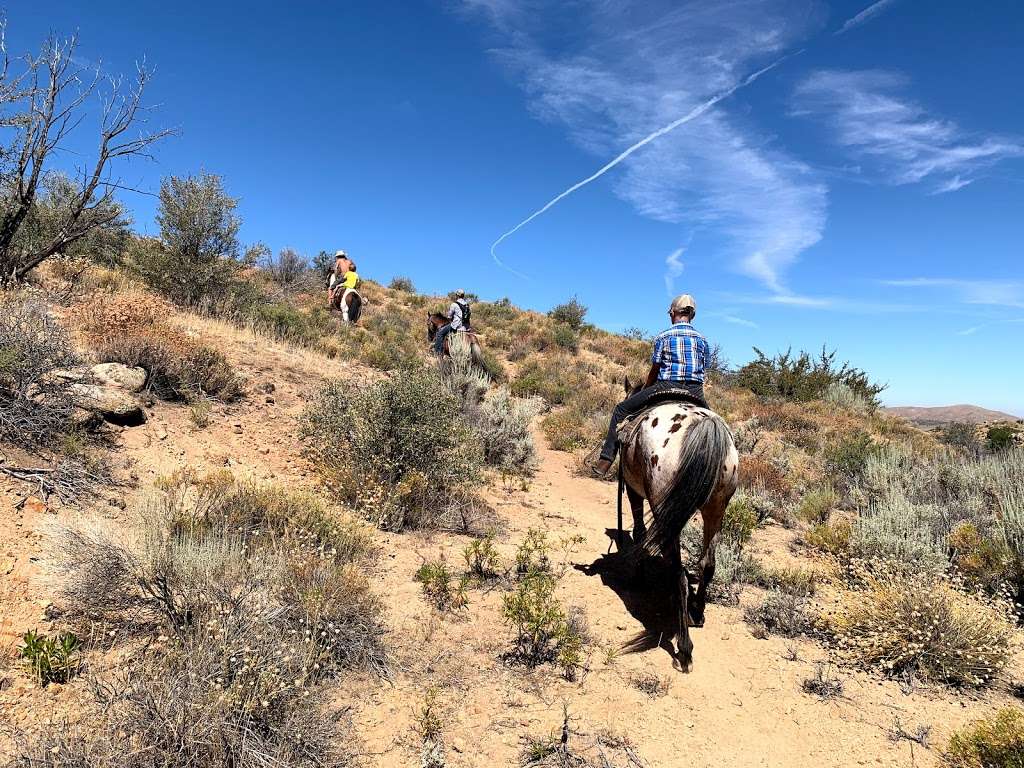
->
[573, 529, 681, 660]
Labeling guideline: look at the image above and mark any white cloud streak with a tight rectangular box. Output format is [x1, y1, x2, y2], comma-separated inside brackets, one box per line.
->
[835, 0, 897, 35]
[881, 278, 1024, 308]
[664, 247, 685, 295]
[794, 70, 1024, 192]
[466, 0, 828, 293]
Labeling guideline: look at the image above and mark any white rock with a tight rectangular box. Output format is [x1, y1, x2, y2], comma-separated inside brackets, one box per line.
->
[91, 363, 147, 392]
[69, 383, 145, 424]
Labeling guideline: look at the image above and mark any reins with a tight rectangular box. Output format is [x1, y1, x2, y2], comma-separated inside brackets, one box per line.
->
[611, 439, 624, 554]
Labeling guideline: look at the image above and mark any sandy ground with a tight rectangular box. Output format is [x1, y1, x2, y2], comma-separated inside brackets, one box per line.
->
[2, 313, 1021, 767]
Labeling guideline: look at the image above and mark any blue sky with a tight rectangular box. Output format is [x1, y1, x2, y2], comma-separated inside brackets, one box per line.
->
[9, 1, 1024, 414]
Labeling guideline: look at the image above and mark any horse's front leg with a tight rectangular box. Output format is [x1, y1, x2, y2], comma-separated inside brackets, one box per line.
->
[668, 541, 693, 672]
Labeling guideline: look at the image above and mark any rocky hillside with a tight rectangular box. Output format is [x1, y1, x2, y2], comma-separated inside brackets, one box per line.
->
[885, 403, 1021, 427]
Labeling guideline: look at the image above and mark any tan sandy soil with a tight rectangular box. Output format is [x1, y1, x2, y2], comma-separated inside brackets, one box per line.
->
[2, 313, 1021, 766]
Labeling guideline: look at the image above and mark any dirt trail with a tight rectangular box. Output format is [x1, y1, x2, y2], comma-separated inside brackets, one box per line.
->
[1, 317, 1017, 766]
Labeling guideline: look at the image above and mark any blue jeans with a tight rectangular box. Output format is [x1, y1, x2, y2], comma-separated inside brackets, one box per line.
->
[599, 380, 707, 461]
[434, 323, 453, 355]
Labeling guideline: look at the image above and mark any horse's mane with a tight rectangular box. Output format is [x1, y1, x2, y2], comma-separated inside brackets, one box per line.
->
[428, 312, 448, 323]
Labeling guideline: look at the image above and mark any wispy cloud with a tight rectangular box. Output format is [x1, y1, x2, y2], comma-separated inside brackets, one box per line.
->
[463, 0, 827, 293]
[721, 314, 760, 328]
[664, 247, 685, 295]
[881, 278, 1024, 308]
[793, 70, 1024, 193]
[835, 0, 897, 35]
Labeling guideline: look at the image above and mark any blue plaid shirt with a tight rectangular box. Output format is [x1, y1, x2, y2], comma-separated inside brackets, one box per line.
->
[652, 323, 708, 383]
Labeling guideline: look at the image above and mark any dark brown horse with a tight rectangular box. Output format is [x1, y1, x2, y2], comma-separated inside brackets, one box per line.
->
[617, 377, 739, 672]
[426, 312, 484, 366]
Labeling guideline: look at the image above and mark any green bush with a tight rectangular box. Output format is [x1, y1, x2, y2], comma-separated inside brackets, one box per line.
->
[548, 297, 588, 331]
[824, 430, 876, 481]
[795, 487, 838, 525]
[20, 629, 81, 685]
[541, 408, 593, 452]
[502, 569, 585, 678]
[736, 346, 884, 406]
[988, 425, 1018, 453]
[464, 534, 501, 579]
[300, 367, 483, 531]
[943, 421, 981, 454]
[515, 528, 551, 575]
[389, 276, 416, 292]
[464, 387, 542, 476]
[415, 558, 469, 612]
[948, 708, 1024, 768]
[552, 323, 579, 353]
[721, 493, 759, 546]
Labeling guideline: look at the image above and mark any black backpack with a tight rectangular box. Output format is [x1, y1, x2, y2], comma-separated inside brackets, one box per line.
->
[457, 299, 471, 329]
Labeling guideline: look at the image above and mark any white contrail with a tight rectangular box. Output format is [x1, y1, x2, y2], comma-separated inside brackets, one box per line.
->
[489, 54, 795, 277]
[835, 0, 897, 35]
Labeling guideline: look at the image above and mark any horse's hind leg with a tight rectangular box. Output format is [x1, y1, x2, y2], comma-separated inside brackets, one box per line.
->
[626, 485, 645, 549]
[692, 487, 732, 628]
[668, 541, 693, 672]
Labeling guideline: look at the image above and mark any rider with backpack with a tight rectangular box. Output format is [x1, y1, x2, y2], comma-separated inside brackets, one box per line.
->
[434, 289, 471, 356]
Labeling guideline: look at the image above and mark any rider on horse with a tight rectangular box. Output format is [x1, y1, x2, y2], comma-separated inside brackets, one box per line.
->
[591, 293, 709, 478]
[433, 289, 471, 356]
[327, 250, 353, 306]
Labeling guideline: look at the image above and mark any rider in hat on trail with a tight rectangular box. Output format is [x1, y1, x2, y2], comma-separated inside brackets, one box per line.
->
[434, 289, 471, 356]
[327, 250, 354, 307]
[591, 293, 709, 478]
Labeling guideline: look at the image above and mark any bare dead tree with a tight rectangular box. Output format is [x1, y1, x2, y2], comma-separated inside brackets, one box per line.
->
[0, 25, 173, 285]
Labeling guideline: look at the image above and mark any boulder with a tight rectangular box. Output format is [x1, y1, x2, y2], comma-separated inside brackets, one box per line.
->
[68, 383, 146, 426]
[91, 363, 147, 393]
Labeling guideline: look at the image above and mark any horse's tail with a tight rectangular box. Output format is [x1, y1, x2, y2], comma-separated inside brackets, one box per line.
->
[470, 339, 484, 368]
[349, 292, 363, 323]
[641, 415, 731, 557]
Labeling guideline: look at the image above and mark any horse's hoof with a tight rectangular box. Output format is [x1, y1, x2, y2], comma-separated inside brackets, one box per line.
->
[672, 656, 694, 674]
[688, 611, 705, 628]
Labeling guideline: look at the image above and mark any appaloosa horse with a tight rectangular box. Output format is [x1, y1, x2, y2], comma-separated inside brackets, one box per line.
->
[426, 312, 485, 366]
[616, 377, 739, 672]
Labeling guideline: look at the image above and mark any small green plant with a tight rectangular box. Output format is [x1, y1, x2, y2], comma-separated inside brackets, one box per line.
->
[721, 494, 759, 545]
[824, 431, 876, 482]
[516, 528, 551, 575]
[189, 398, 211, 429]
[795, 486, 837, 526]
[552, 323, 579, 353]
[804, 517, 852, 556]
[415, 687, 444, 742]
[948, 708, 1024, 768]
[548, 297, 588, 330]
[463, 533, 501, 579]
[415, 558, 469, 612]
[502, 570, 584, 677]
[20, 630, 81, 685]
[988, 425, 1017, 453]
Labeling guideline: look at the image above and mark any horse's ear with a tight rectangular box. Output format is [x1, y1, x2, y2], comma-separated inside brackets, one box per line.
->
[623, 376, 632, 394]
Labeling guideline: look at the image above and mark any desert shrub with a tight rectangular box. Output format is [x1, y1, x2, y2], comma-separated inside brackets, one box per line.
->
[266, 247, 310, 287]
[477, 347, 507, 382]
[252, 300, 332, 346]
[502, 569, 585, 678]
[0, 294, 77, 447]
[552, 323, 579, 353]
[356, 312, 421, 371]
[737, 454, 791, 498]
[415, 558, 469, 612]
[824, 430, 876, 481]
[795, 486, 837, 525]
[826, 566, 1013, 686]
[851, 491, 946, 568]
[737, 346, 884, 406]
[463, 387, 542, 476]
[548, 297, 588, 330]
[948, 521, 1014, 594]
[19, 629, 81, 685]
[139, 173, 241, 307]
[823, 382, 872, 414]
[752, 565, 819, 597]
[947, 708, 1024, 768]
[989, 425, 1018, 453]
[943, 421, 981, 455]
[464, 534, 501, 579]
[542, 408, 593, 453]
[744, 591, 814, 638]
[389, 276, 416, 292]
[515, 528, 551, 575]
[721, 493, 759, 546]
[300, 367, 483, 531]
[76, 291, 242, 401]
[804, 517, 852, 555]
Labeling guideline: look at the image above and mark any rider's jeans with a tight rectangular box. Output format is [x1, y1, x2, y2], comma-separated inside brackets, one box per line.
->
[599, 380, 708, 461]
[434, 323, 453, 354]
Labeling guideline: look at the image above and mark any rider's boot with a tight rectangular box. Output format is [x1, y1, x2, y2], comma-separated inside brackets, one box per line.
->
[590, 457, 613, 479]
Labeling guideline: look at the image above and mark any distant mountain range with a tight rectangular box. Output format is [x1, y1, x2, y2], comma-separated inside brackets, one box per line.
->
[884, 404, 1022, 428]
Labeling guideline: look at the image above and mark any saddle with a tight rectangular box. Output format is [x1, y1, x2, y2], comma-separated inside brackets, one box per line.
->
[615, 388, 709, 444]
